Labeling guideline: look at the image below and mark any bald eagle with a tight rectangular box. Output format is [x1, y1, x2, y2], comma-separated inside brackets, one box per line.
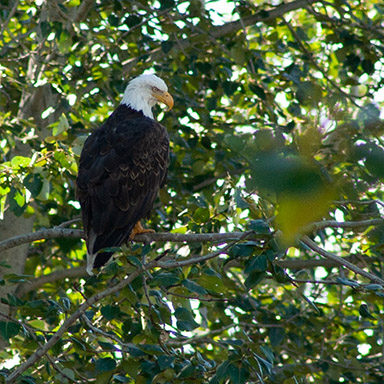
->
[76, 74, 174, 275]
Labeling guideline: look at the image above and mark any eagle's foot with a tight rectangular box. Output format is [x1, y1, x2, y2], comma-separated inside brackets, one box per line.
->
[129, 221, 155, 240]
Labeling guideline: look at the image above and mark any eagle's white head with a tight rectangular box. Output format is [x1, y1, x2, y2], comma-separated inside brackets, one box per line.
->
[121, 74, 174, 119]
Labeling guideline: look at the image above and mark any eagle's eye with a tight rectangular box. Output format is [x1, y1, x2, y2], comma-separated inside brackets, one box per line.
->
[152, 86, 160, 92]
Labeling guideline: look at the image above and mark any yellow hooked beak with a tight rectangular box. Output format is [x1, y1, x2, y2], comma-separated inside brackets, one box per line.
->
[154, 91, 174, 111]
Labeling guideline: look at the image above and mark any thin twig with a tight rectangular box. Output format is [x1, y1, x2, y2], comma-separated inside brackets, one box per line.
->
[81, 314, 136, 350]
[0, 313, 80, 383]
[158, 231, 253, 269]
[305, 218, 384, 232]
[0, 0, 20, 38]
[301, 235, 384, 284]
[282, 16, 360, 106]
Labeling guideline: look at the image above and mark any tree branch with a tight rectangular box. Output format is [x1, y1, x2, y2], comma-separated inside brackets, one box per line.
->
[8, 218, 384, 298]
[16, 267, 87, 298]
[158, 232, 253, 269]
[0, 228, 269, 253]
[275, 254, 375, 270]
[2, 218, 382, 254]
[73, 0, 94, 22]
[301, 235, 384, 284]
[6, 262, 155, 383]
[307, 218, 384, 232]
[123, 0, 321, 73]
[0, 227, 83, 253]
[81, 314, 136, 351]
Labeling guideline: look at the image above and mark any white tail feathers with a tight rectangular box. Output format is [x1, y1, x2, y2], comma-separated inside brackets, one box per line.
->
[86, 252, 97, 275]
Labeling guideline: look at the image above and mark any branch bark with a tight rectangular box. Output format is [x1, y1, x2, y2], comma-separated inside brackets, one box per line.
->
[12, 217, 384, 297]
[2, 218, 382, 254]
[0, 228, 270, 253]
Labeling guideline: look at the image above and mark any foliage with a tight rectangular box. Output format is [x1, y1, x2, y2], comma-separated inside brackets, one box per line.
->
[1, 0, 384, 382]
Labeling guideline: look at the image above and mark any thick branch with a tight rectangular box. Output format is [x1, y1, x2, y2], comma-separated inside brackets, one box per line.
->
[0, 228, 268, 253]
[16, 267, 87, 298]
[0, 227, 83, 253]
[2, 218, 382, 254]
[73, 0, 94, 22]
[7, 218, 384, 298]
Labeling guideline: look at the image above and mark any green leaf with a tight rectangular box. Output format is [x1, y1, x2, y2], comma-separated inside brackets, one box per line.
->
[229, 244, 254, 258]
[151, 272, 180, 288]
[193, 207, 210, 224]
[182, 279, 208, 295]
[359, 304, 376, 320]
[113, 375, 131, 383]
[248, 220, 271, 234]
[244, 254, 268, 274]
[227, 363, 250, 384]
[249, 83, 266, 100]
[254, 353, 273, 374]
[57, 368, 75, 381]
[356, 143, 384, 179]
[222, 81, 239, 96]
[23, 174, 43, 197]
[296, 81, 323, 106]
[108, 14, 119, 27]
[157, 355, 175, 370]
[9, 187, 26, 216]
[174, 307, 199, 331]
[215, 360, 230, 381]
[161, 40, 174, 53]
[244, 271, 265, 290]
[4, 273, 33, 283]
[11, 156, 31, 168]
[5, 293, 24, 307]
[40, 21, 51, 37]
[0, 321, 21, 340]
[220, 339, 244, 347]
[98, 341, 118, 351]
[101, 305, 120, 320]
[177, 362, 195, 378]
[268, 327, 285, 347]
[234, 188, 248, 209]
[61, 297, 71, 311]
[95, 357, 117, 372]
[125, 15, 141, 27]
[52, 114, 70, 136]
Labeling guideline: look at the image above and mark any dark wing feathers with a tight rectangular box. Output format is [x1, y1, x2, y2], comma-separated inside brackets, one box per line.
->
[76, 105, 169, 267]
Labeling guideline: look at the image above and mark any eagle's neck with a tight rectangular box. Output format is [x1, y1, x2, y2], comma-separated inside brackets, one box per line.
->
[121, 88, 154, 119]
[112, 104, 147, 119]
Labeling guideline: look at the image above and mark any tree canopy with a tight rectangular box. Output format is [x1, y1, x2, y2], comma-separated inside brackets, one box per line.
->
[1, 0, 384, 382]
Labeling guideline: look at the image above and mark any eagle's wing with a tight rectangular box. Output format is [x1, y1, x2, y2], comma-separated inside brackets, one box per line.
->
[76, 110, 169, 270]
